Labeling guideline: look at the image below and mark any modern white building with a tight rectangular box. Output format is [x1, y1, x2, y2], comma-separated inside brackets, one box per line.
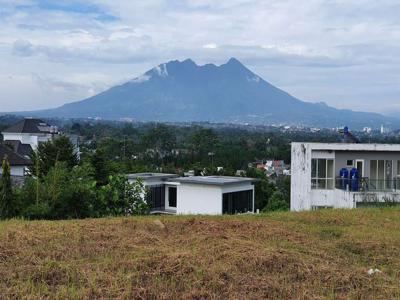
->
[291, 142, 400, 211]
[128, 173, 256, 215]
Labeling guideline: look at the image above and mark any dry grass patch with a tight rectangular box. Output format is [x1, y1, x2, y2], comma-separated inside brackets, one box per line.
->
[0, 208, 399, 299]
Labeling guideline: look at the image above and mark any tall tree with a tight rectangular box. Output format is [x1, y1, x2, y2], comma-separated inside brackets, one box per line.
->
[29, 135, 78, 177]
[91, 148, 109, 186]
[0, 156, 15, 219]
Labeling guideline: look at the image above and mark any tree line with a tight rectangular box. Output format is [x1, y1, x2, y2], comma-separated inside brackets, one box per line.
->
[0, 136, 149, 220]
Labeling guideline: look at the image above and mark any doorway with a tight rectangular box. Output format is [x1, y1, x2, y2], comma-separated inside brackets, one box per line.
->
[355, 159, 364, 177]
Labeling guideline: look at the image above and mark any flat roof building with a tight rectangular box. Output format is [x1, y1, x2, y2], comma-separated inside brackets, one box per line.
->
[291, 142, 400, 211]
[128, 174, 257, 215]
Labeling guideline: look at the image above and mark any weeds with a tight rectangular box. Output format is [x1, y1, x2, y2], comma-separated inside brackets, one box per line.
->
[0, 208, 399, 299]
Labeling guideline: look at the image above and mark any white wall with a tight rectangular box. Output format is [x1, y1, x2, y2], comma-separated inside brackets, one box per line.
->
[2, 133, 46, 150]
[177, 184, 222, 215]
[0, 165, 25, 176]
[291, 143, 313, 211]
[310, 189, 355, 209]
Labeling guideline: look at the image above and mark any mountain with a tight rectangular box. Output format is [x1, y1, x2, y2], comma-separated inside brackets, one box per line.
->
[20, 58, 399, 128]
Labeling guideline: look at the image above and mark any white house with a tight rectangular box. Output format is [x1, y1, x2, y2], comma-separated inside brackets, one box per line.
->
[291, 142, 400, 211]
[128, 173, 256, 215]
[2, 118, 58, 151]
[0, 144, 31, 176]
[2, 118, 80, 157]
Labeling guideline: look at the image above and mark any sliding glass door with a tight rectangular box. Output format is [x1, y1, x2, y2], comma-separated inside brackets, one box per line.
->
[370, 160, 393, 190]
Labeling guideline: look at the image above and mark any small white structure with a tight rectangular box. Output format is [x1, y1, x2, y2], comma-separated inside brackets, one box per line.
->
[291, 142, 400, 211]
[128, 173, 256, 215]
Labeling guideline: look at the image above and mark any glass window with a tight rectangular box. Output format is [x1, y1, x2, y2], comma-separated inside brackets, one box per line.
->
[397, 160, 400, 176]
[311, 159, 317, 178]
[370, 160, 393, 190]
[317, 159, 326, 178]
[168, 187, 177, 208]
[311, 159, 334, 189]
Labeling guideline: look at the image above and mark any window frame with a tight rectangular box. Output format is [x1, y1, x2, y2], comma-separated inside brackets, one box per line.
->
[311, 158, 334, 190]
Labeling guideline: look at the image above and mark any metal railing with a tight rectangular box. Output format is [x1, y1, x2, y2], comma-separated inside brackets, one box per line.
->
[335, 177, 400, 192]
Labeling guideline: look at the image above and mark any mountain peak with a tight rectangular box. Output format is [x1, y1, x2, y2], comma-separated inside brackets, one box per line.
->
[226, 57, 243, 66]
[165, 58, 196, 67]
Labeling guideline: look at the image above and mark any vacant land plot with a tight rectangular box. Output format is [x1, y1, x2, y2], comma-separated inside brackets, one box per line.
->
[0, 208, 399, 299]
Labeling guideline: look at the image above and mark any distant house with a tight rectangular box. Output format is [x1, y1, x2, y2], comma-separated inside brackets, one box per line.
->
[291, 142, 400, 211]
[3, 140, 32, 159]
[1, 118, 59, 151]
[1, 118, 80, 157]
[256, 160, 289, 177]
[128, 173, 257, 215]
[0, 144, 31, 176]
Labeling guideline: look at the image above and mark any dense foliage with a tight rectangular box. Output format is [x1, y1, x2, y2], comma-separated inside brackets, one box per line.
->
[0, 137, 149, 220]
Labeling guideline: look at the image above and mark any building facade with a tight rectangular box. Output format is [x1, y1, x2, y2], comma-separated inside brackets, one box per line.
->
[0, 144, 31, 177]
[1, 118, 80, 158]
[128, 173, 256, 215]
[291, 143, 400, 211]
[2, 118, 59, 151]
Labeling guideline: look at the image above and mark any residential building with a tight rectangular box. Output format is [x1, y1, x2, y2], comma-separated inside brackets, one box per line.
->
[2, 118, 59, 151]
[1, 118, 80, 157]
[255, 159, 289, 177]
[291, 142, 400, 211]
[128, 173, 256, 215]
[0, 144, 31, 176]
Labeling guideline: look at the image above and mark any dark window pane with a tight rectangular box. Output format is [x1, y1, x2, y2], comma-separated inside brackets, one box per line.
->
[146, 185, 165, 211]
[223, 190, 253, 214]
[317, 159, 326, 178]
[311, 159, 317, 178]
[168, 187, 177, 207]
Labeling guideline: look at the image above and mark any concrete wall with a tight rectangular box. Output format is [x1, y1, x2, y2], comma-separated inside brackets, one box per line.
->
[291, 143, 313, 211]
[177, 184, 223, 215]
[310, 189, 355, 209]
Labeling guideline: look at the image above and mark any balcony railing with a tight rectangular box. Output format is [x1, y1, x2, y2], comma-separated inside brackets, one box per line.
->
[335, 177, 400, 192]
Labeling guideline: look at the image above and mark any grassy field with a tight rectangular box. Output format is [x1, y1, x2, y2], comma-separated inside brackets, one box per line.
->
[0, 208, 400, 299]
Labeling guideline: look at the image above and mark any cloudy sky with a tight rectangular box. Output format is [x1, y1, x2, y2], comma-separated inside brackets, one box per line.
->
[0, 0, 399, 113]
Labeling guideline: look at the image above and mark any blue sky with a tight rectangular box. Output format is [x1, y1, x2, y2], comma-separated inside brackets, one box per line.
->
[0, 0, 399, 113]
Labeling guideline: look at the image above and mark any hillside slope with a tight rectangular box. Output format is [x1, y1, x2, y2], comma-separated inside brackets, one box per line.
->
[29, 58, 398, 128]
[1, 208, 399, 299]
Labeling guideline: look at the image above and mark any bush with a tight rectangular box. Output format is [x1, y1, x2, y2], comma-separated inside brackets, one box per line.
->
[263, 190, 289, 212]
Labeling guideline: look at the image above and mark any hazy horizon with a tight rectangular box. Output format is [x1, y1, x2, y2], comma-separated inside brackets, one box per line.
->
[1, 1, 400, 114]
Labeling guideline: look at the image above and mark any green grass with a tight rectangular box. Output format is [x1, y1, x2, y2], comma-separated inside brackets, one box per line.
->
[0, 208, 399, 299]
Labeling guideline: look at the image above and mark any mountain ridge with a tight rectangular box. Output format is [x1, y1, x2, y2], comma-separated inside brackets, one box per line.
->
[8, 58, 399, 128]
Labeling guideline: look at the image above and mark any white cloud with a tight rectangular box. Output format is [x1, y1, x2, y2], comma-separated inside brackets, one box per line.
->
[203, 43, 218, 49]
